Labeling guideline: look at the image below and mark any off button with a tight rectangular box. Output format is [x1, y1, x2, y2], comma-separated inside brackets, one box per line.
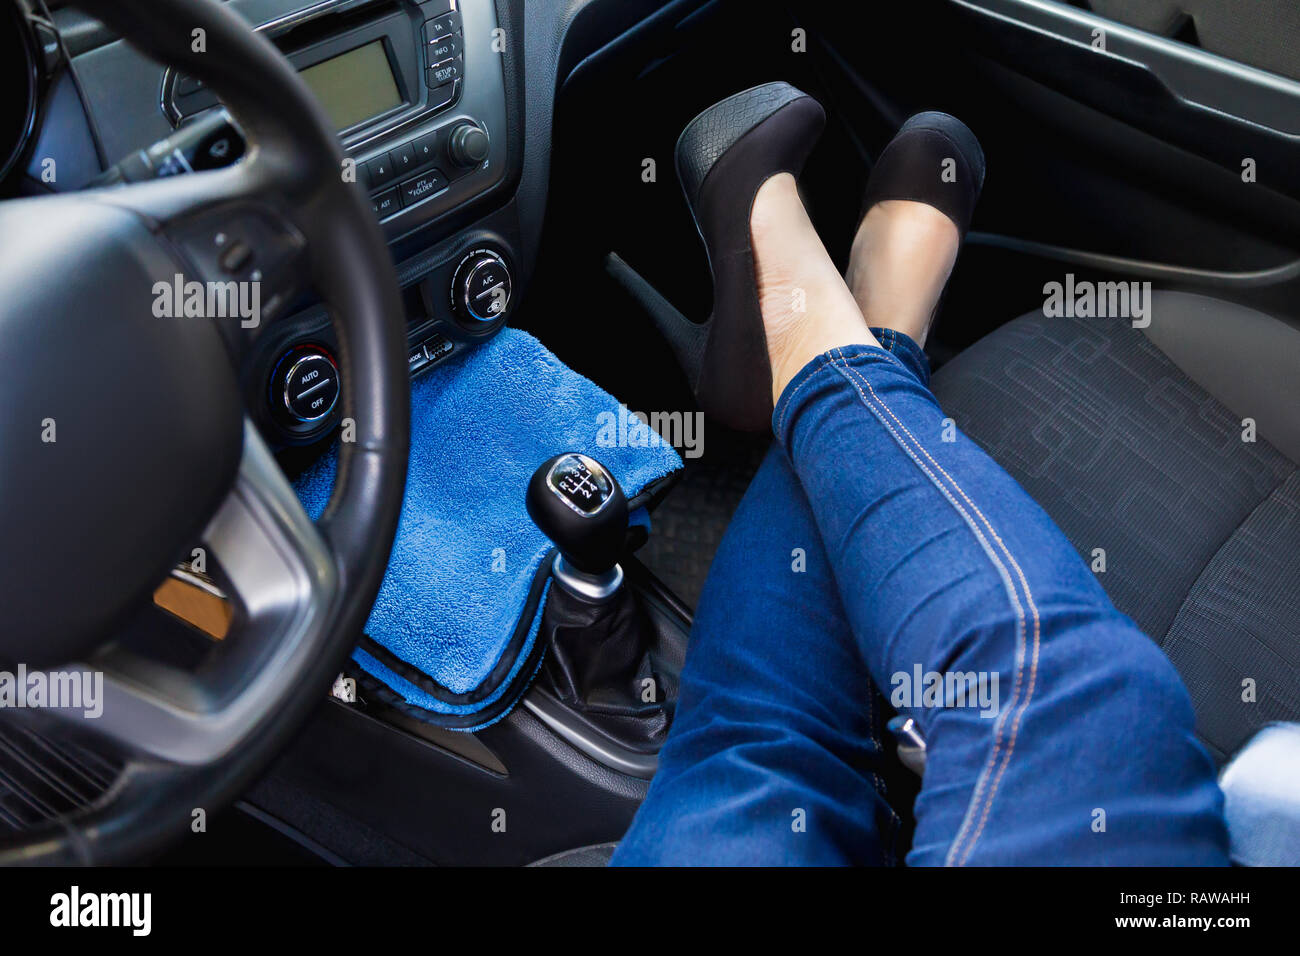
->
[283, 351, 339, 422]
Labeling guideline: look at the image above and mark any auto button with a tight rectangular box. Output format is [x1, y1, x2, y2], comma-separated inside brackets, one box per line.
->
[277, 348, 339, 423]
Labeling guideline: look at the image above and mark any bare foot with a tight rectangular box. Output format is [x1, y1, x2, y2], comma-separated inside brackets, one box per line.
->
[749, 174, 877, 404]
[845, 199, 960, 347]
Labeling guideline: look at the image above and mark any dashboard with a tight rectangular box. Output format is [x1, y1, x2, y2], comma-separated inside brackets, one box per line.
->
[2, 0, 696, 449]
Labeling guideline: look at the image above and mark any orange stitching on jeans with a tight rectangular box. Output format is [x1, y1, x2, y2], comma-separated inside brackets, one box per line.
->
[846, 366, 1042, 865]
[775, 347, 894, 437]
[835, 351, 1040, 866]
[775, 353, 837, 437]
[826, 350, 1029, 865]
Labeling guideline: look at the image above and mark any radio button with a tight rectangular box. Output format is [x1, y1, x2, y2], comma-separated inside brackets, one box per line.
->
[424, 11, 461, 42]
[389, 143, 417, 176]
[412, 131, 439, 165]
[400, 169, 449, 207]
[366, 155, 396, 188]
[427, 56, 462, 87]
[425, 34, 460, 66]
[371, 188, 400, 219]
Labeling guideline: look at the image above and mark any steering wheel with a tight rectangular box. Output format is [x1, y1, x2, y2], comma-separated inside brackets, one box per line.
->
[0, 0, 408, 863]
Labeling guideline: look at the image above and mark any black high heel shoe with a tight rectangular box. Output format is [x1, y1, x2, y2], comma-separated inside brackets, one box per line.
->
[861, 111, 985, 238]
[657, 82, 826, 433]
[854, 111, 985, 345]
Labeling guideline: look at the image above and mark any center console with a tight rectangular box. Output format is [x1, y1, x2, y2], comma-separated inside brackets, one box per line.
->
[173, 0, 521, 445]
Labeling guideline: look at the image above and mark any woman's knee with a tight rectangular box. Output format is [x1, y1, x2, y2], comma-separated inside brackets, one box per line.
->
[1076, 617, 1199, 733]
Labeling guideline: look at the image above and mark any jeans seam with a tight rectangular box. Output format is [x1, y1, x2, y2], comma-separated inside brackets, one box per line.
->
[828, 349, 1040, 867]
[774, 349, 893, 437]
[841, 357, 1044, 865]
[836, 351, 1043, 866]
[774, 354, 836, 437]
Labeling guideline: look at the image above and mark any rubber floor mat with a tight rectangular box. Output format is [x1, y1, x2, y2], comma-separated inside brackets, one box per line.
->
[637, 433, 769, 610]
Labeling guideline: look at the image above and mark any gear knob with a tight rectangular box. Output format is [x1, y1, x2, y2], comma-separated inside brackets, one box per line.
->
[527, 453, 628, 584]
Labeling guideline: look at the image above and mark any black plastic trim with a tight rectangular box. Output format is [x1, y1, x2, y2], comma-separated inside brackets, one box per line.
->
[966, 231, 1300, 288]
[951, 0, 1300, 199]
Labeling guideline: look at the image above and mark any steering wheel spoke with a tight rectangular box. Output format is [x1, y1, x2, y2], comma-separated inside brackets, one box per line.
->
[39, 421, 338, 766]
[96, 162, 314, 360]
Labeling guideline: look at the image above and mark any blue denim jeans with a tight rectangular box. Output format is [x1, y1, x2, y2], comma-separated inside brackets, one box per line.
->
[614, 333, 1228, 865]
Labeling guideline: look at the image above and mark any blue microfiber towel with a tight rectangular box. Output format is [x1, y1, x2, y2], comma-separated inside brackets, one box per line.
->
[293, 328, 682, 730]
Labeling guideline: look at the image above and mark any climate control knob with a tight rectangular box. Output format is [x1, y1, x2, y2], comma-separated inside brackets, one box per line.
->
[447, 122, 489, 168]
[451, 249, 512, 325]
[271, 345, 340, 426]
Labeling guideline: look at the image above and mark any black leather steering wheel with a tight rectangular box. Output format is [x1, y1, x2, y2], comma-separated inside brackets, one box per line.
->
[0, 0, 408, 863]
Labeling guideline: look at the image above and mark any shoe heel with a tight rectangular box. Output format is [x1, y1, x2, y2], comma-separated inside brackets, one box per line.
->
[605, 252, 709, 386]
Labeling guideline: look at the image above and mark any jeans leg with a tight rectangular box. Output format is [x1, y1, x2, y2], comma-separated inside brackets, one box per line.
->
[612, 445, 898, 866]
[774, 341, 1229, 865]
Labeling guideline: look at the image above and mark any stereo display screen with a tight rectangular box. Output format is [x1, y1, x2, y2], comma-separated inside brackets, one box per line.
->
[299, 40, 403, 131]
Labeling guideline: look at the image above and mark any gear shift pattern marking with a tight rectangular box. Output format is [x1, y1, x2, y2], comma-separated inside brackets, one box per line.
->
[547, 454, 614, 516]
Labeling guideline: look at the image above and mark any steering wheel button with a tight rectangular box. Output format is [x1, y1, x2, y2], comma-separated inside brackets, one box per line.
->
[217, 240, 252, 274]
[400, 170, 448, 206]
[174, 72, 204, 96]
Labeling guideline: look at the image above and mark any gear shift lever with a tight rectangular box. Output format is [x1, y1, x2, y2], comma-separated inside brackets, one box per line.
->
[527, 453, 628, 601]
[527, 452, 679, 751]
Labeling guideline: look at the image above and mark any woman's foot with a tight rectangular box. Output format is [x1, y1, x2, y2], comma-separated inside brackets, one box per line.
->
[845, 200, 960, 347]
[659, 82, 828, 432]
[749, 173, 878, 404]
[846, 112, 985, 347]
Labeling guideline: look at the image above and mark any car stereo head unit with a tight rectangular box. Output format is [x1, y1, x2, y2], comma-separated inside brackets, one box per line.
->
[160, 0, 508, 242]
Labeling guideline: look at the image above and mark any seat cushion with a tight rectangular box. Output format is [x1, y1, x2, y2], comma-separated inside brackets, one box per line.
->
[930, 305, 1300, 761]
